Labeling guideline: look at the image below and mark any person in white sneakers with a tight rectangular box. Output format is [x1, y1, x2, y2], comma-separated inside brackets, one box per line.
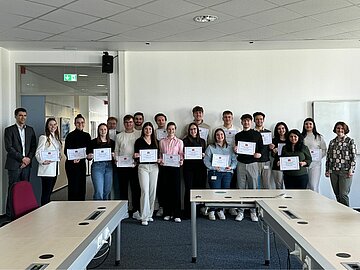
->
[203, 128, 237, 221]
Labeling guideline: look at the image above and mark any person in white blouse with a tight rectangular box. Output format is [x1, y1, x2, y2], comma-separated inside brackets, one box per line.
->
[301, 118, 327, 192]
[35, 118, 62, 205]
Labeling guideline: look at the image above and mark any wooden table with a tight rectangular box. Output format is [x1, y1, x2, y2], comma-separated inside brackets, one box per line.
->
[0, 200, 128, 269]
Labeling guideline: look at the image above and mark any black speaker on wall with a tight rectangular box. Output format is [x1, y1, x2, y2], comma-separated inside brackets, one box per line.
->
[102, 52, 113, 73]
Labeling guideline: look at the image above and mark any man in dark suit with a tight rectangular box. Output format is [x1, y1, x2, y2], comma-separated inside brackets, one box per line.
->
[4, 107, 36, 216]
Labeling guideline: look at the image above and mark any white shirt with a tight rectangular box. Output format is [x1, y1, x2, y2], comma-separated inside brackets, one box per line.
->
[16, 123, 26, 156]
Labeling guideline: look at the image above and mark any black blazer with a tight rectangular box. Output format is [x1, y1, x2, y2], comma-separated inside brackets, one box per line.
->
[4, 124, 37, 170]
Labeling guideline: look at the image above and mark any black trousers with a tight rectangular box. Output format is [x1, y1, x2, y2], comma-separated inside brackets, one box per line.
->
[183, 163, 207, 217]
[41, 176, 57, 206]
[284, 174, 309, 189]
[162, 166, 181, 218]
[66, 160, 87, 201]
[117, 167, 141, 212]
[156, 166, 165, 207]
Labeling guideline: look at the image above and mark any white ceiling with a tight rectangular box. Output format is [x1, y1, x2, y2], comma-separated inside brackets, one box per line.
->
[1, 0, 360, 51]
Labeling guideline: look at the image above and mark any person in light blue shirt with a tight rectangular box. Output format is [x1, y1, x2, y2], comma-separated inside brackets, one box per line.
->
[203, 128, 237, 221]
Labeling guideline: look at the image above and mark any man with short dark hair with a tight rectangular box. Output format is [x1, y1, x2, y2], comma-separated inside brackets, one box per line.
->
[184, 106, 211, 143]
[253, 112, 273, 189]
[4, 107, 36, 217]
[234, 114, 264, 222]
[134, 112, 144, 133]
[107, 116, 119, 140]
[154, 113, 167, 141]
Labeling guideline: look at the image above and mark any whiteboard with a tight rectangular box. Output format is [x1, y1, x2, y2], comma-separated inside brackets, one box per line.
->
[313, 101, 360, 154]
[313, 101, 360, 208]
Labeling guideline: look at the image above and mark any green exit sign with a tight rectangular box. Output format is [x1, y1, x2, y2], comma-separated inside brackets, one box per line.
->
[64, 74, 77, 82]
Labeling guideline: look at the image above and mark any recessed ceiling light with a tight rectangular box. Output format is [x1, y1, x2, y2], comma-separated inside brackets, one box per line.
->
[193, 15, 218, 23]
[97, 84, 105, 87]
[78, 74, 88, 77]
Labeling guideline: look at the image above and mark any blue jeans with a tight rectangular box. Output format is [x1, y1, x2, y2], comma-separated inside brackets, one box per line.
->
[91, 161, 113, 200]
[208, 170, 232, 189]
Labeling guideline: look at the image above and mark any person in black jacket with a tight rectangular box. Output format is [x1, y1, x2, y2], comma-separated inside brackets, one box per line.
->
[64, 114, 91, 201]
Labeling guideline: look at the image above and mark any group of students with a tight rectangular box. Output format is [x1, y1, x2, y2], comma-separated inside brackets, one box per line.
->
[4, 107, 356, 223]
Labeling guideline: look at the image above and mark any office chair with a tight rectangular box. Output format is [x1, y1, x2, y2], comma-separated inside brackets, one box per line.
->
[10, 181, 39, 220]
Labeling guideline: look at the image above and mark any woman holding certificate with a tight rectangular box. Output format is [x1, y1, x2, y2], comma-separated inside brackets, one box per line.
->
[35, 118, 61, 205]
[271, 122, 289, 189]
[182, 123, 207, 218]
[87, 123, 115, 200]
[64, 114, 91, 201]
[134, 122, 159, 226]
[159, 122, 184, 223]
[203, 128, 237, 221]
[281, 129, 312, 189]
[301, 118, 327, 192]
[325, 122, 356, 206]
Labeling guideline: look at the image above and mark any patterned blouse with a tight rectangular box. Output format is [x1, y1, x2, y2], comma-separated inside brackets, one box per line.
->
[325, 136, 356, 174]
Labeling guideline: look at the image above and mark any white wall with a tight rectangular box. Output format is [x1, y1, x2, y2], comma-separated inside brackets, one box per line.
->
[124, 49, 360, 207]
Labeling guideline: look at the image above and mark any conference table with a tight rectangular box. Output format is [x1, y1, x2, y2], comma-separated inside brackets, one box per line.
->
[191, 189, 360, 270]
[0, 200, 128, 270]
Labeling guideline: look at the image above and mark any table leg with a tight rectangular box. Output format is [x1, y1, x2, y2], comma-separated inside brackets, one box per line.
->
[115, 223, 121, 266]
[264, 224, 270, 266]
[191, 202, 197, 263]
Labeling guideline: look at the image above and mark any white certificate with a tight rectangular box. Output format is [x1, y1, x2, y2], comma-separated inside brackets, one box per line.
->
[163, 154, 180, 167]
[261, 132, 272, 145]
[40, 150, 59, 162]
[237, 141, 256, 155]
[156, 129, 167, 141]
[184, 147, 202, 160]
[280, 156, 300, 171]
[140, 149, 158, 163]
[211, 154, 229, 168]
[278, 143, 285, 156]
[116, 155, 134, 167]
[199, 127, 209, 141]
[67, 147, 86, 160]
[224, 129, 237, 146]
[94, 148, 112, 162]
[310, 148, 321, 161]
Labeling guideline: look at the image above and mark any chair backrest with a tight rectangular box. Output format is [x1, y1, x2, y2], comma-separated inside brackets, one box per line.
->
[10, 181, 39, 220]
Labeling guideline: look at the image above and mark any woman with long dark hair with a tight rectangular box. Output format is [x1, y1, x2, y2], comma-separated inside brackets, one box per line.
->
[35, 118, 62, 205]
[134, 122, 159, 226]
[182, 123, 207, 218]
[271, 122, 289, 189]
[281, 129, 312, 189]
[301, 118, 327, 192]
[87, 123, 115, 200]
[64, 114, 91, 201]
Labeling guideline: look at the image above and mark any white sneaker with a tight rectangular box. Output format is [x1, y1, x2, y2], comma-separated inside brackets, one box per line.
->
[141, 221, 148, 226]
[229, 208, 238, 216]
[235, 212, 244, 222]
[217, 210, 226, 220]
[250, 212, 258, 222]
[156, 207, 163, 217]
[163, 215, 171, 221]
[174, 218, 181, 223]
[132, 211, 141, 220]
[148, 217, 154, 222]
[208, 211, 216, 221]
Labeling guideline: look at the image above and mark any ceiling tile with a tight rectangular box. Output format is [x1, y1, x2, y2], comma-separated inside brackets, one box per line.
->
[239, 26, 285, 40]
[0, 13, 32, 31]
[285, 0, 352, 16]
[56, 28, 111, 41]
[121, 28, 171, 41]
[63, 0, 130, 17]
[311, 5, 360, 24]
[99, 34, 136, 42]
[244, 7, 303, 25]
[137, 0, 203, 17]
[0, 28, 52, 40]
[334, 18, 360, 31]
[83, 19, 137, 35]
[265, 0, 303, 5]
[157, 27, 226, 41]
[205, 18, 262, 34]
[323, 32, 359, 39]
[108, 9, 167, 27]
[104, 0, 154, 8]
[270, 17, 326, 33]
[184, 0, 231, 8]
[26, 0, 75, 7]
[142, 19, 200, 35]
[290, 24, 348, 39]
[40, 9, 99, 27]
[19, 19, 74, 34]
[1, 0, 56, 17]
[209, 0, 277, 17]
